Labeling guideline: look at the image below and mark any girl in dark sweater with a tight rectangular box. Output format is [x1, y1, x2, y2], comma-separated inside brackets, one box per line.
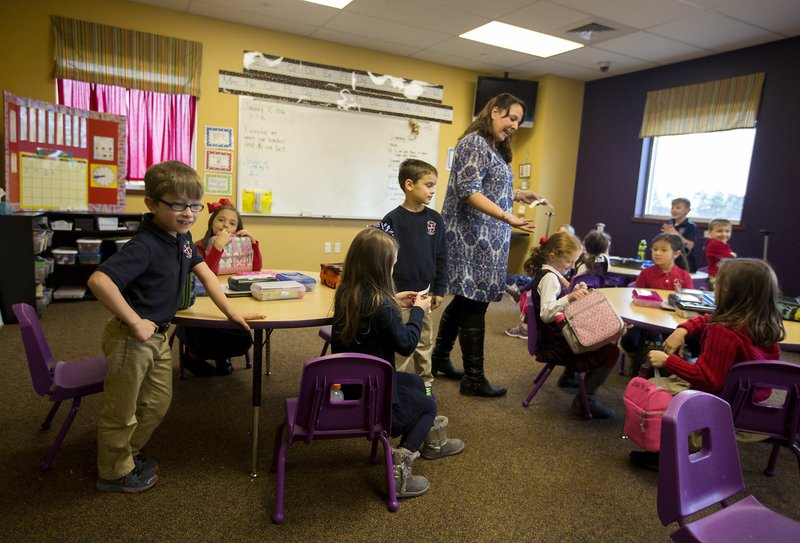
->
[331, 227, 464, 498]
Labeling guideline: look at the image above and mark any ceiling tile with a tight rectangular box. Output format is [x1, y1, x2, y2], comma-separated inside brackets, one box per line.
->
[649, 10, 783, 52]
[548, 0, 703, 28]
[595, 31, 710, 64]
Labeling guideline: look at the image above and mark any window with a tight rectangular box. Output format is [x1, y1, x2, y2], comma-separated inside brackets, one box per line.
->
[641, 128, 756, 221]
[57, 79, 197, 185]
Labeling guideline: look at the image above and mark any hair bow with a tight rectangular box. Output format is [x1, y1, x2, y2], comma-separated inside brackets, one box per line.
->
[207, 197, 233, 213]
[369, 222, 395, 237]
[539, 236, 549, 246]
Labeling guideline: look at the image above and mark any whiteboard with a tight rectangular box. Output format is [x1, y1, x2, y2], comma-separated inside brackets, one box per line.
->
[237, 96, 439, 220]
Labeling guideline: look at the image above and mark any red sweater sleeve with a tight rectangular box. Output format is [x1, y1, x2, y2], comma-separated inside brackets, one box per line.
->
[197, 241, 223, 274]
[665, 323, 738, 393]
[252, 241, 262, 271]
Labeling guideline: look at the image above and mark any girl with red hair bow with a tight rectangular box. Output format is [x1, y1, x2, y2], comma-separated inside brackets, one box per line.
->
[177, 198, 262, 377]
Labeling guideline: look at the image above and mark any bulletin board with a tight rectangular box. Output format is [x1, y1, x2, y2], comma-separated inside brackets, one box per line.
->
[237, 96, 439, 220]
[3, 91, 127, 212]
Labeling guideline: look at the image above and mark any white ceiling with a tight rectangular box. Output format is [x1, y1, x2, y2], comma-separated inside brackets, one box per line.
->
[132, 0, 800, 81]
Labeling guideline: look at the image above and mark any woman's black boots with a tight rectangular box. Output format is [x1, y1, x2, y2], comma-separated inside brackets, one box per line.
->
[458, 326, 507, 397]
[431, 311, 464, 379]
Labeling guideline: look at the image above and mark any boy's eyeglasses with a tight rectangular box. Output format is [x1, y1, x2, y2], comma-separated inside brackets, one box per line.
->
[157, 198, 204, 213]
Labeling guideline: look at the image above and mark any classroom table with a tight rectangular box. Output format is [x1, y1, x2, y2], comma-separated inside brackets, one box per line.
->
[602, 288, 800, 352]
[172, 271, 335, 477]
[607, 258, 709, 282]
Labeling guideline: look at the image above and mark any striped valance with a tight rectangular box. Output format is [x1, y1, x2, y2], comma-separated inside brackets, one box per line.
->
[639, 72, 765, 138]
[52, 16, 203, 97]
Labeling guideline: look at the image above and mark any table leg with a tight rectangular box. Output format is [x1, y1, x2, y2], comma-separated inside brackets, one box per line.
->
[264, 329, 272, 375]
[250, 328, 264, 478]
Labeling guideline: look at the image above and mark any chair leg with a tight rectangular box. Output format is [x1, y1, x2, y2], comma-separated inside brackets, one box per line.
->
[41, 400, 62, 430]
[41, 397, 82, 471]
[369, 436, 379, 464]
[380, 434, 399, 512]
[764, 442, 783, 477]
[576, 372, 592, 420]
[271, 421, 287, 473]
[320, 341, 330, 357]
[272, 440, 289, 524]
[791, 442, 800, 477]
[522, 363, 555, 407]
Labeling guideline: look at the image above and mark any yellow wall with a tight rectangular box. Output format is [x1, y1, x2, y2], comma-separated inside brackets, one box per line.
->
[0, 0, 583, 273]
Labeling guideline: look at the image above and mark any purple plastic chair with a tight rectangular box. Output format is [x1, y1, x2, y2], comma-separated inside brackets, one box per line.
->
[521, 297, 591, 419]
[568, 272, 605, 291]
[270, 353, 397, 524]
[12, 303, 109, 471]
[720, 360, 800, 477]
[657, 390, 800, 542]
[318, 324, 332, 356]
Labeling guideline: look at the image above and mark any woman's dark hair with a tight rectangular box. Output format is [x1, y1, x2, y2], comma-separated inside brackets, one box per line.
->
[712, 258, 785, 347]
[460, 93, 526, 164]
[200, 205, 243, 249]
[652, 232, 688, 270]
[574, 230, 611, 276]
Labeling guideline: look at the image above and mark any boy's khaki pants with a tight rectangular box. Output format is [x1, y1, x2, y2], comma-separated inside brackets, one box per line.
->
[397, 309, 434, 387]
[97, 318, 173, 480]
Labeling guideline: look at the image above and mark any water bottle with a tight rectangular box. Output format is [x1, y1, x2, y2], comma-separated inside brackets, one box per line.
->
[330, 383, 344, 402]
[637, 239, 647, 260]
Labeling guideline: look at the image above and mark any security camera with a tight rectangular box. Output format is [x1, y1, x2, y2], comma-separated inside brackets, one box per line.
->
[598, 61, 610, 73]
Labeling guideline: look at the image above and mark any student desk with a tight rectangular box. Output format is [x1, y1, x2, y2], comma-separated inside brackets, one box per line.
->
[173, 271, 335, 477]
[602, 288, 800, 352]
[607, 259, 709, 282]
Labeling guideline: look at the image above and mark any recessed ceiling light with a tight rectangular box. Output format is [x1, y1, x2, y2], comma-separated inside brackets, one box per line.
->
[302, 0, 353, 8]
[460, 21, 583, 58]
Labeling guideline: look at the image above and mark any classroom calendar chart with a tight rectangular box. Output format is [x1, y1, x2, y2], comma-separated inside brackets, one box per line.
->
[20, 154, 89, 210]
[237, 96, 439, 219]
[3, 91, 127, 212]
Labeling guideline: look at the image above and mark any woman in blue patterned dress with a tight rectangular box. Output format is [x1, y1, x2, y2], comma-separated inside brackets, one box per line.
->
[432, 93, 544, 397]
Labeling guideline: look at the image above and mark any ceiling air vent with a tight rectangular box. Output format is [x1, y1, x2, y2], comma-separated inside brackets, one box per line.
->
[566, 22, 616, 41]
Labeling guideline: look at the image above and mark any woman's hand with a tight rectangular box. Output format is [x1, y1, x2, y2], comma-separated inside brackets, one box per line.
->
[516, 190, 546, 205]
[213, 230, 233, 251]
[504, 213, 535, 233]
[648, 350, 669, 368]
[236, 229, 257, 244]
[431, 295, 443, 310]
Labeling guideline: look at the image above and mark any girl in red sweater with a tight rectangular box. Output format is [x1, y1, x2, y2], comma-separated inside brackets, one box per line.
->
[178, 199, 261, 376]
[630, 258, 785, 470]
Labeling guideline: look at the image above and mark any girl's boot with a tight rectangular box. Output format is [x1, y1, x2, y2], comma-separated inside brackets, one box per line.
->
[458, 326, 507, 397]
[392, 448, 429, 498]
[572, 365, 615, 418]
[420, 416, 465, 460]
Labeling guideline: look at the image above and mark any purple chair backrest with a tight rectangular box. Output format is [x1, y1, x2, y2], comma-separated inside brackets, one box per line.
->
[657, 391, 745, 526]
[290, 353, 394, 443]
[719, 360, 800, 440]
[12, 303, 55, 397]
[568, 272, 604, 291]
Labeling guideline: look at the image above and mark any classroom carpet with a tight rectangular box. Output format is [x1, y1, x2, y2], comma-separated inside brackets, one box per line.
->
[1, 297, 798, 542]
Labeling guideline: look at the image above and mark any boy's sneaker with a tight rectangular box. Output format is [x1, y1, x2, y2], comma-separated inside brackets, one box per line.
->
[215, 358, 234, 376]
[133, 453, 159, 478]
[96, 467, 159, 493]
[505, 325, 528, 339]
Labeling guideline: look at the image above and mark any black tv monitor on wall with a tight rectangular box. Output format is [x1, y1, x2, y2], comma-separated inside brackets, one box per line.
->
[473, 76, 538, 128]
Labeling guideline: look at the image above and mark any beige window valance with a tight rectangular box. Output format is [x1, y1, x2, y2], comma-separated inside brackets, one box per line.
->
[52, 16, 203, 97]
[639, 72, 765, 138]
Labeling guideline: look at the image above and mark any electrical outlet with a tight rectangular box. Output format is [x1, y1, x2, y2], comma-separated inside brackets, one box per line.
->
[324, 242, 331, 253]
[334, 241, 341, 253]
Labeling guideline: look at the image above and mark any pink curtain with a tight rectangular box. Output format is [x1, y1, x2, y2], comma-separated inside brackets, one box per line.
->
[57, 79, 196, 180]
